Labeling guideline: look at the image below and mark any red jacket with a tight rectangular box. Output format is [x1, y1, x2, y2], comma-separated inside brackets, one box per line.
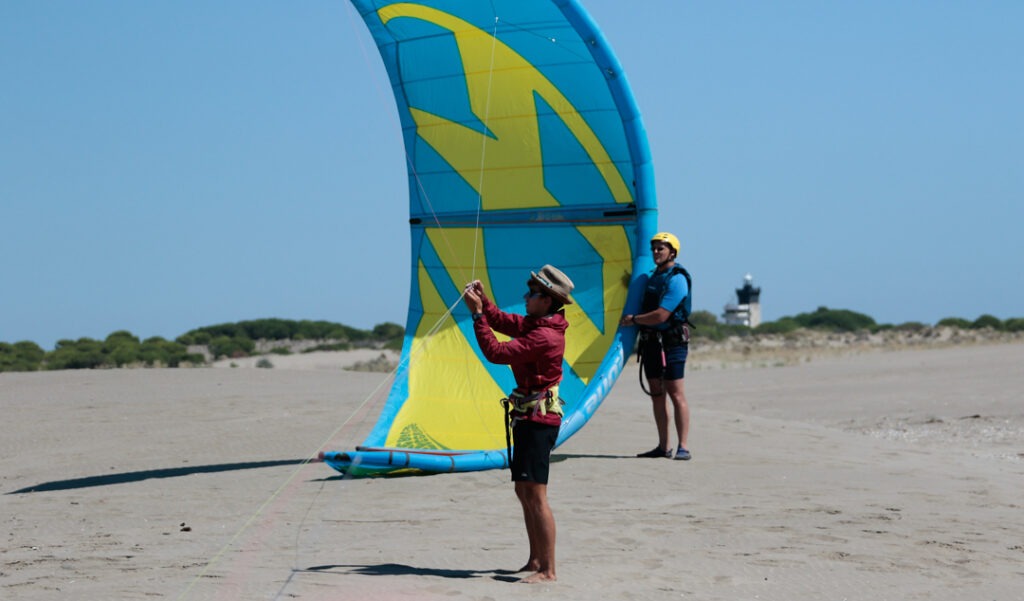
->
[473, 298, 568, 423]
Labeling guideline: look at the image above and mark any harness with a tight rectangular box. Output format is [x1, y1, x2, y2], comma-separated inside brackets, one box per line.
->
[635, 329, 691, 395]
[641, 265, 692, 325]
[499, 386, 563, 470]
[636, 265, 693, 396]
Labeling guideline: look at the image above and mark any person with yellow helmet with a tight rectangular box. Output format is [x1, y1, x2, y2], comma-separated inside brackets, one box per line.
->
[620, 232, 693, 460]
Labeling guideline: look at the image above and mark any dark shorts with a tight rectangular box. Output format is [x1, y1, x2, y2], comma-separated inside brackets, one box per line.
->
[511, 420, 559, 484]
[641, 342, 688, 380]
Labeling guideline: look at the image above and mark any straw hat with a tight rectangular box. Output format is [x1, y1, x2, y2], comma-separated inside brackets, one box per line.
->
[528, 265, 574, 305]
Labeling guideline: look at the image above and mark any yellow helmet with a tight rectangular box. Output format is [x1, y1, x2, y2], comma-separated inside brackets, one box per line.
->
[650, 232, 680, 254]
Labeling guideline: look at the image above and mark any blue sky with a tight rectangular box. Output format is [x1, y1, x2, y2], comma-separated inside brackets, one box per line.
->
[2, 1, 1022, 350]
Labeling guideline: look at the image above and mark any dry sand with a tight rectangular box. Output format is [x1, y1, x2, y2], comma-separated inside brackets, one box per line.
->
[2, 342, 1022, 600]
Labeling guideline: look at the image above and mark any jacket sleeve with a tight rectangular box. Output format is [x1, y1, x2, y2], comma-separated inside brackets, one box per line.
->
[480, 297, 524, 338]
[473, 317, 544, 365]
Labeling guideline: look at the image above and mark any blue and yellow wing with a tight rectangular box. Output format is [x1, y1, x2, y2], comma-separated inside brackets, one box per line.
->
[323, 0, 657, 476]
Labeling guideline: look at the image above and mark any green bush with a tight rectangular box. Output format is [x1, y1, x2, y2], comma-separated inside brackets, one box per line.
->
[105, 330, 141, 366]
[791, 306, 876, 332]
[683, 310, 751, 341]
[0, 341, 46, 372]
[1003, 318, 1024, 332]
[176, 330, 211, 346]
[105, 330, 140, 345]
[208, 335, 255, 359]
[139, 337, 197, 367]
[46, 338, 106, 370]
[937, 317, 971, 329]
[688, 310, 719, 329]
[179, 318, 371, 345]
[971, 314, 1002, 330]
[893, 321, 928, 332]
[36, 333, 198, 370]
[755, 317, 800, 335]
[373, 322, 405, 340]
[296, 320, 356, 340]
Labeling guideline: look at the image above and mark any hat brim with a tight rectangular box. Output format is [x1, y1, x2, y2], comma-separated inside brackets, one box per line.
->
[528, 274, 574, 305]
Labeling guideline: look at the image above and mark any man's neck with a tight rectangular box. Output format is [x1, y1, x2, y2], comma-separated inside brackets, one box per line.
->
[655, 260, 675, 273]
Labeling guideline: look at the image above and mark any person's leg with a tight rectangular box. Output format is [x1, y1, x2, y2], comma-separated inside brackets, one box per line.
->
[515, 481, 556, 583]
[515, 482, 540, 572]
[648, 378, 671, 452]
[511, 421, 558, 577]
[638, 344, 671, 456]
[664, 377, 689, 450]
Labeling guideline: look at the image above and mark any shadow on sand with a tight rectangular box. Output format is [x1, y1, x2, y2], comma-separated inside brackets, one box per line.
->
[9, 453, 634, 493]
[302, 563, 520, 582]
[552, 452, 635, 461]
[8, 458, 312, 494]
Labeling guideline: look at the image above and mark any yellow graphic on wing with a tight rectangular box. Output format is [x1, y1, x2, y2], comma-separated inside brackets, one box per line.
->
[425, 228, 492, 304]
[424, 227, 510, 344]
[563, 225, 632, 383]
[378, 3, 633, 210]
[386, 258, 506, 450]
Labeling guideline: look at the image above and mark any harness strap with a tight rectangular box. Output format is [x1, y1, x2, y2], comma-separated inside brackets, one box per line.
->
[502, 399, 513, 471]
[504, 386, 562, 417]
[636, 332, 666, 397]
[500, 386, 562, 471]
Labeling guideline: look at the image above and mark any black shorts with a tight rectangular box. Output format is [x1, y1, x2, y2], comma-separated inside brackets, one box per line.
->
[641, 342, 688, 380]
[510, 420, 559, 484]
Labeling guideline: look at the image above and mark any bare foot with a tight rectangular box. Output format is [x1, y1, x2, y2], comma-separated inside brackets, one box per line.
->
[520, 571, 556, 584]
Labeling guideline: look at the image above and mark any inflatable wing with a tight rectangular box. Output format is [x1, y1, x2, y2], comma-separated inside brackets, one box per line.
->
[322, 0, 656, 476]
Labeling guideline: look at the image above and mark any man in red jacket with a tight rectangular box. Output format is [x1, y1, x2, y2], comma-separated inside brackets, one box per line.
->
[462, 264, 573, 584]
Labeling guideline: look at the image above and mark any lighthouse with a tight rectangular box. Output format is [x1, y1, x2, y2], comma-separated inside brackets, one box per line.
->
[722, 274, 762, 327]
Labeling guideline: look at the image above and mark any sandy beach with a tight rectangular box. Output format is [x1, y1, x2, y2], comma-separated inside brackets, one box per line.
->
[2, 342, 1022, 600]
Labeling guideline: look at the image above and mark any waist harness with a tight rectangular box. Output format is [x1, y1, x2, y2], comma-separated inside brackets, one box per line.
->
[635, 323, 691, 396]
[500, 387, 563, 470]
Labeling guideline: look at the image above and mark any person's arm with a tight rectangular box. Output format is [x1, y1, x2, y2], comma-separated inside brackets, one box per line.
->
[621, 308, 672, 328]
[473, 325, 543, 365]
[464, 280, 524, 336]
[620, 272, 687, 327]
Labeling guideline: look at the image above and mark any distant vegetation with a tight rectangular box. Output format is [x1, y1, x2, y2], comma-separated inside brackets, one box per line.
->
[1, 332, 204, 372]
[689, 306, 1024, 341]
[175, 319, 405, 360]
[0, 319, 405, 373]
[2, 311, 1021, 373]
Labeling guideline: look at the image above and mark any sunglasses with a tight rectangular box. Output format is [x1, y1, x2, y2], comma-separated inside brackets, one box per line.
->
[523, 289, 547, 300]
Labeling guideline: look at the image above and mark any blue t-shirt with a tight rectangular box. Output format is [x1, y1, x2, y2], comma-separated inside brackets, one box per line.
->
[640, 266, 690, 331]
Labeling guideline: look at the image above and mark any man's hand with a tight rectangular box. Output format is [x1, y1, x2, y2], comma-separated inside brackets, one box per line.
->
[463, 281, 484, 314]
